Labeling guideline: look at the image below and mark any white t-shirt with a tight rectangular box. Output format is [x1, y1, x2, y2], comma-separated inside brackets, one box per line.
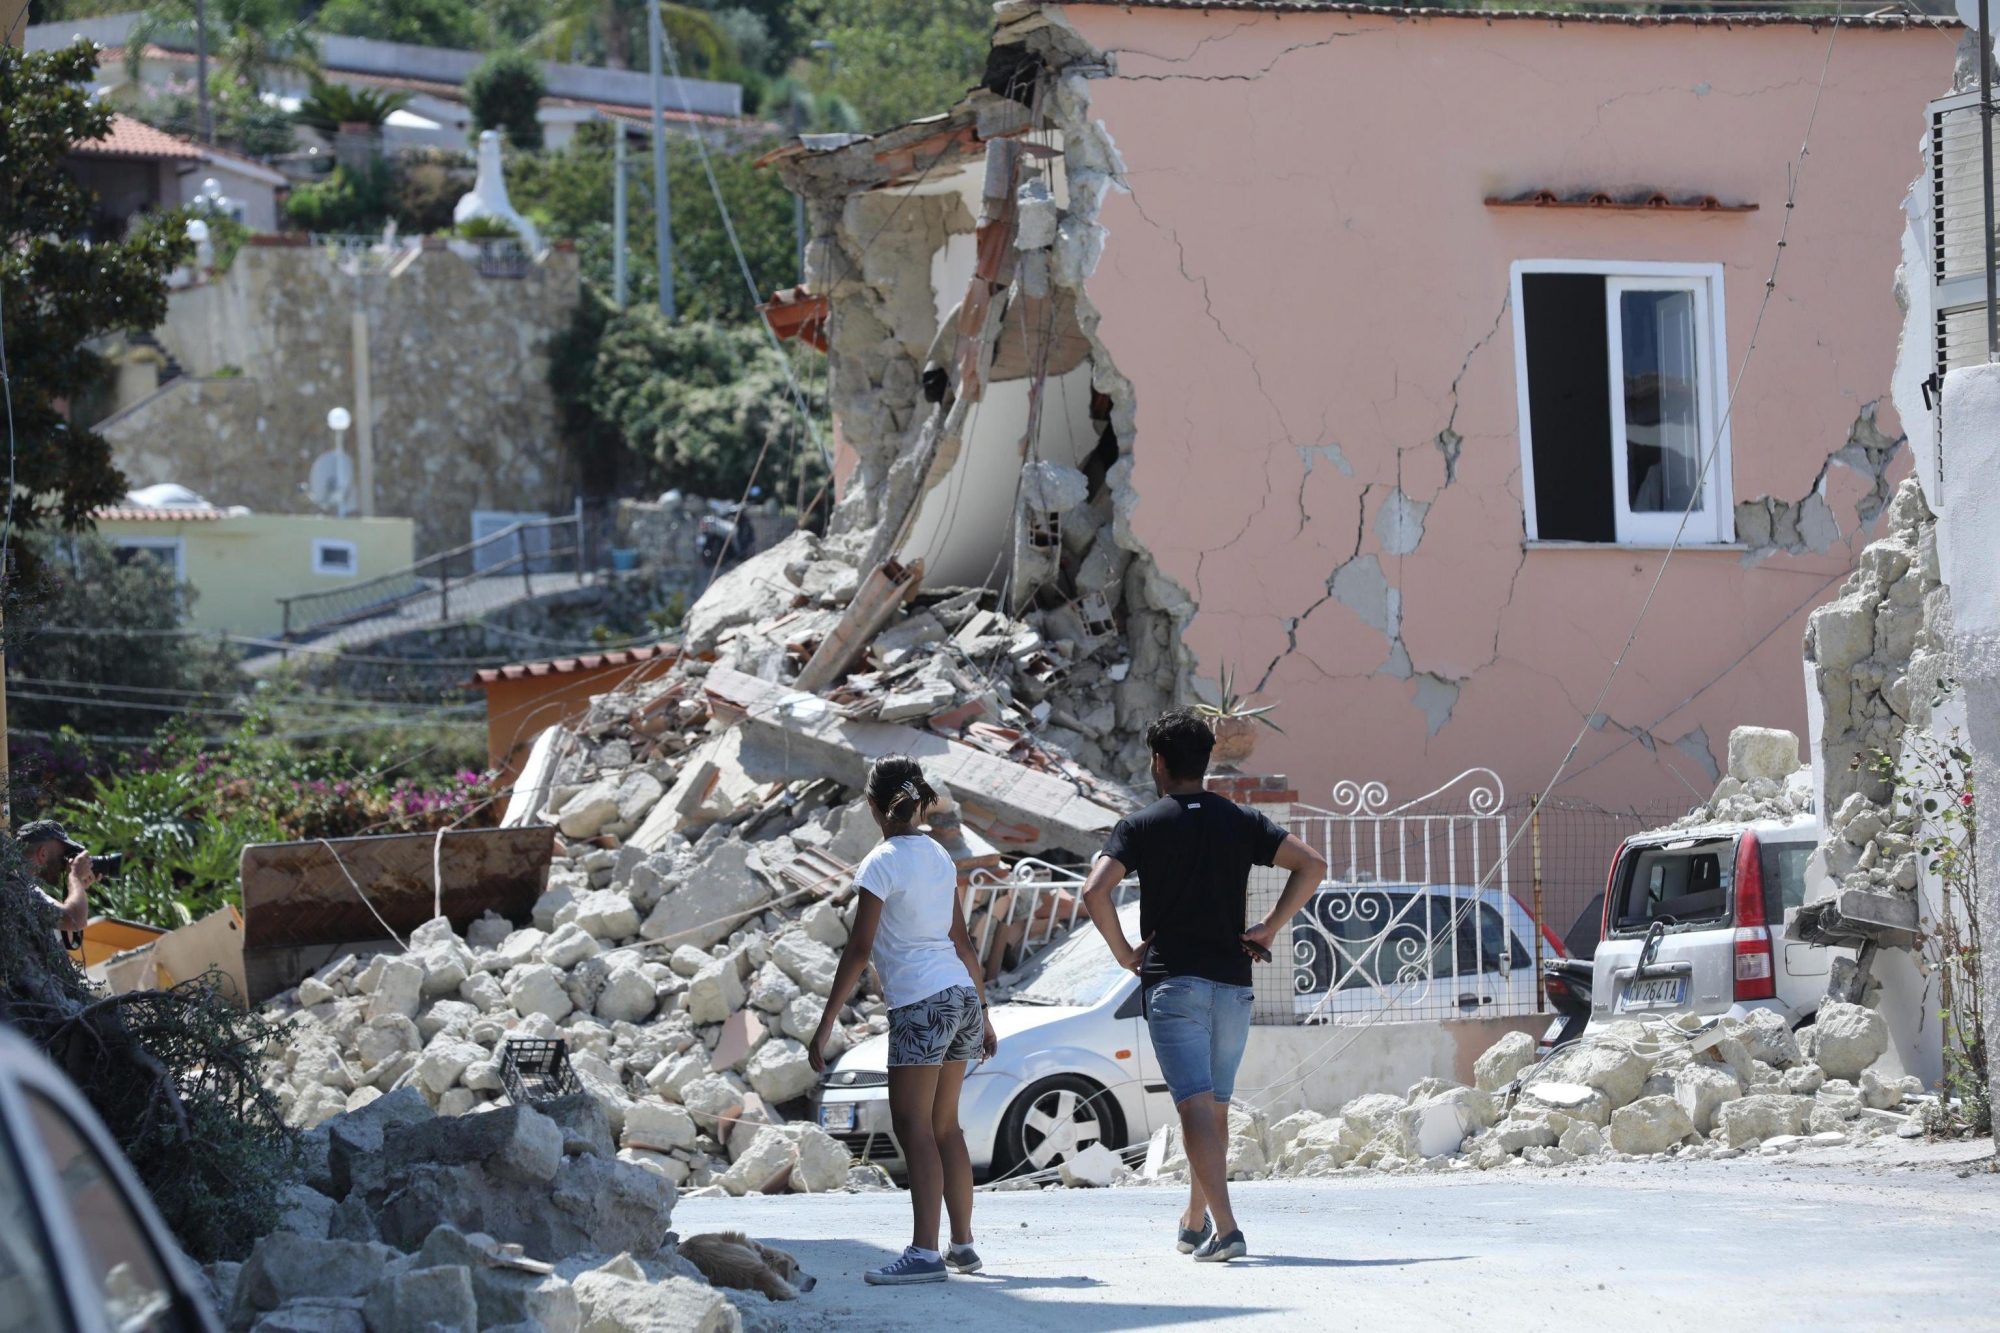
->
[853, 834, 976, 1009]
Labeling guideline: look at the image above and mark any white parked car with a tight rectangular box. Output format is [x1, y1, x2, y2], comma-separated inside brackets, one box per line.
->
[1589, 813, 1828, 1028]
[815, 884, 1556, 1178]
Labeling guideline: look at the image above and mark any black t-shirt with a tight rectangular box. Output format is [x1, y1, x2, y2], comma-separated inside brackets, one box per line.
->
[1099, 791, 1288, 988]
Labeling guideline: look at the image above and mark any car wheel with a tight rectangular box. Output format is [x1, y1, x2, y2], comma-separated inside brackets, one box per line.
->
[993, 1075, 1124, 1178]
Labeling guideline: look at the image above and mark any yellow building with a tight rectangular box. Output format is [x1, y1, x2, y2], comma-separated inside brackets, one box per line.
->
[93, 506, 416, 639]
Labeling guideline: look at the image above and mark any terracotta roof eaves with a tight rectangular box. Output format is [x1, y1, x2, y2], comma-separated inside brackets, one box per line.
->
[1049, 0, 1951, 27]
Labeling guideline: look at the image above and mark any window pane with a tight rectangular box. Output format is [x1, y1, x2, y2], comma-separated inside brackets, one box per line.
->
[1619, 289, 1704, 514]
[0, 1122, 66, 1333]
[26, 1091, 186, 1333]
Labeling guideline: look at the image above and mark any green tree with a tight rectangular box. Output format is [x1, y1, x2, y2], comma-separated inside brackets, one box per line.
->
[528, 0, 731, 73]
[6, 534, 242, 741]
[465, 48, 546, 148]
[789, 0, 992, 132]
[316, 0, 483, 48]
[293, 79, 411, 135]
[504, 124, 797, 323]
[556, 295, 825, 500]
[0, 42, 190, 543]
[125, 0, 319, 92]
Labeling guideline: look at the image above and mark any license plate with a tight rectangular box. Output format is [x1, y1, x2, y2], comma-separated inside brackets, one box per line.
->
[1619, 977, 1686, 1010]
[819, 1102, 856, 1132]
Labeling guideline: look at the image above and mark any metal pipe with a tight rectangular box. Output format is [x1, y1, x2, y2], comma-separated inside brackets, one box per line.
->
[1531, 796, 1545, 1013]
[646, 0, 676, 320]
[1983, 0, 1997, 360]
[194, 0, 211, 145]
[613, 128, 628, 308]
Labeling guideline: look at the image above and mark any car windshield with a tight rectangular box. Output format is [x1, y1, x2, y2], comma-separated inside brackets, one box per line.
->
[1614, 840, 1731, 930]
[1009, 904, 1135, 1008]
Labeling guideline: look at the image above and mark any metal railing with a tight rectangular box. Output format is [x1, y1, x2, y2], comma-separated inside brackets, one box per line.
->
[961, 858, 1138, 982]
[472, 239, 532, 279]
[277, 512, 587, 640]
[1255, 769, 1525, 1027]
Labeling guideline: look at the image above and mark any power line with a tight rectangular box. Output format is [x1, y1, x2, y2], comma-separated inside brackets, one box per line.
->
[656, 28, 829, 469]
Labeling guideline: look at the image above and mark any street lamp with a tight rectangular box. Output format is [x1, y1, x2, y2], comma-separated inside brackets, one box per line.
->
[327, 406, 353, 518]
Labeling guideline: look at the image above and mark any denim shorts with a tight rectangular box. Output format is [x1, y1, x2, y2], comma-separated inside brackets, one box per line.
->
[1143, 976, 1254, 1105]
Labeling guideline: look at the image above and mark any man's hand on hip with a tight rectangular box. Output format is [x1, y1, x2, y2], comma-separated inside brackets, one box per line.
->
[1241, 920, 1278, 962]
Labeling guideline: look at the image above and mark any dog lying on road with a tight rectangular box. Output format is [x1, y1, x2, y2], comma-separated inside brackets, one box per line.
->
[677, 1232, 817, 1301]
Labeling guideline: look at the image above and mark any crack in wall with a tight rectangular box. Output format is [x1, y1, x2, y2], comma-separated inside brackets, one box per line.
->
[1103, 28, 1369, 84]
[1736, 400, 1905, 566]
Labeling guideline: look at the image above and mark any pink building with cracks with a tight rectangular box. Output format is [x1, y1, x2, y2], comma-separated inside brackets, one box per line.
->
[784, 2, 1958, 829]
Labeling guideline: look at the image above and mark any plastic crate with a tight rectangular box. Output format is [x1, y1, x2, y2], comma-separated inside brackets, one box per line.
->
[499, 1037, 582, 1106]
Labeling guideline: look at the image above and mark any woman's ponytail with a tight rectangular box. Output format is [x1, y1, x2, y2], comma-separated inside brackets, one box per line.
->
[866, 755, 936, 825]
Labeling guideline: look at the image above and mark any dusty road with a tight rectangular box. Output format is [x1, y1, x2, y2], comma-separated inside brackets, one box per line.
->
[678, 1139, 1999, 1332]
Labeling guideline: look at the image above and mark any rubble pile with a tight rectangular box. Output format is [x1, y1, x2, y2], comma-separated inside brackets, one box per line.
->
[1796, 478, 1949, 962]
[1125, 1008, 1929, 1185]
[1662, 724, 1815, 831]
[213, 1087, 790, 1333]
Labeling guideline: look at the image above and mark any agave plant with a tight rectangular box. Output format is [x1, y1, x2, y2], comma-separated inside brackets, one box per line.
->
[1193, 665, 1284, 734]
[294, 80, 411, 135]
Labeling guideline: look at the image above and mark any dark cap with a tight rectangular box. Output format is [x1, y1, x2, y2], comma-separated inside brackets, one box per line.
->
[16, 820, 85, 857]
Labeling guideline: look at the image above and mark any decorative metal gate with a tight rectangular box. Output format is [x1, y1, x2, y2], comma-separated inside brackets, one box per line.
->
[1252, 769, 1527, 1026]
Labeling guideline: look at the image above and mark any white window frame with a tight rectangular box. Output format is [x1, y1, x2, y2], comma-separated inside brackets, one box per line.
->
[111, 536, 185, 580]
[1511, 259, 1735, 546]
[311, 537, 360, 577]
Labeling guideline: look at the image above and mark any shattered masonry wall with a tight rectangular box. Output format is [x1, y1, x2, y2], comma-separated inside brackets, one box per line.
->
[808, 189, 975, 546]
[1049, 4, 1951, 810]
[102, 242, 580, 555]
[790, 30, 1203, 779]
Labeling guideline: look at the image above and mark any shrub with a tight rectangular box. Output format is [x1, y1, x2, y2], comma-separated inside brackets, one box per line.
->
[465, 50, 544, 150]
[282, 161, 392, 232]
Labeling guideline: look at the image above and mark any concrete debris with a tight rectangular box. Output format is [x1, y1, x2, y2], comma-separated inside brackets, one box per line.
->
[1108, 1011, 1922, 1186]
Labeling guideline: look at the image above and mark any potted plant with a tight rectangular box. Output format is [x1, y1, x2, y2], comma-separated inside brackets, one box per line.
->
[1193, 666, 1282, 766]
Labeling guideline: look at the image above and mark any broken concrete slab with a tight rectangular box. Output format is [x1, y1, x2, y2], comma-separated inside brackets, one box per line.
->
[707, 667, 1121, 856]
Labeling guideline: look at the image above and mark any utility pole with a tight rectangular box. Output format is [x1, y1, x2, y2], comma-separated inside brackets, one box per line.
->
[1983, 0, 1998, 360]
[646, 0, 675, 320]
[351, 270, 376, 517]
[613, 126, 628, 308]
[194, 0, 213, 146]
[789, 96, 806, 282]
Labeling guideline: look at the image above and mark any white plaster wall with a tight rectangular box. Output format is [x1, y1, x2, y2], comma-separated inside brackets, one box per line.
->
[1237, 1017, 1544, 1119]
[902, 362, 1099, 588]
[1893, 178, 1941, 508]
[1939, 364, 2000, 633]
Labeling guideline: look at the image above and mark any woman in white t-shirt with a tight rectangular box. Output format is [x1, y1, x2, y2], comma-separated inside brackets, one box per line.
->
[808, 755, 996, 1287]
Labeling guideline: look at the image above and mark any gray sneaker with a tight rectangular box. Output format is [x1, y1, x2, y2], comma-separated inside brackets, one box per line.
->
[865, 1248, 948, 1286]
[1193, 1229, 1247, 1263]
[945, 1243, 982, 1274]
[1177, 1217, 1213, 1255]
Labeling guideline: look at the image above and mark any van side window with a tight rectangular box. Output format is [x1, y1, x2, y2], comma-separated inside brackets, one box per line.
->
[1759, 841, 1813, 925]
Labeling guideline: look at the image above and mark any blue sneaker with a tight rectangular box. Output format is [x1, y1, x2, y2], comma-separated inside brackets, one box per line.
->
[865, 1248, 948, 1286]
[945, 1243, 982, 1274]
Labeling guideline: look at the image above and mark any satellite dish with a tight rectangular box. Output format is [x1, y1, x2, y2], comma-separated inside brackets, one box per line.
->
[308, 450, 354, 513]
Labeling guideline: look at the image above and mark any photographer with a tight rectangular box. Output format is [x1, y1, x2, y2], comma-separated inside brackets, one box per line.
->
[15, 819, 98, 944]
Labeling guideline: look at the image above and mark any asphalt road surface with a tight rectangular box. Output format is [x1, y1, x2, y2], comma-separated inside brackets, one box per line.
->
[677, 1138, 1999, 1332]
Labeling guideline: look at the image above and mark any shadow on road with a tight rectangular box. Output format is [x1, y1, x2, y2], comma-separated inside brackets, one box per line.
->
[1231, 1254, 1471, 1270]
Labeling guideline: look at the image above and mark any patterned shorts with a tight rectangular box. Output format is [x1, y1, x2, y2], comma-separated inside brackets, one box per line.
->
[887, 985, 985, 1067]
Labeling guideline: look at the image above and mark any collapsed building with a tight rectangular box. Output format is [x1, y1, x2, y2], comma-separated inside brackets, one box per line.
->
[759, 1, 1952, 816]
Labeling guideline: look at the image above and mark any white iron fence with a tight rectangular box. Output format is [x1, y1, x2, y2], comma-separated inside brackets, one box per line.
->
[1262, 769, 1523, 1026]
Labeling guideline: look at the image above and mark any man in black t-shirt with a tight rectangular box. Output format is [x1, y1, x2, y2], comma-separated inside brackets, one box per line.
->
[1082, 708, 1326, 1264]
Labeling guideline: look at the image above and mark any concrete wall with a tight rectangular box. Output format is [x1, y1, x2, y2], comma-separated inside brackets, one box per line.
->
[96, 512, 416, 637]
[1050, 6, 1951, 814]
[101, 239, 580, 555]
[1240, 1015, 1544, 1119]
